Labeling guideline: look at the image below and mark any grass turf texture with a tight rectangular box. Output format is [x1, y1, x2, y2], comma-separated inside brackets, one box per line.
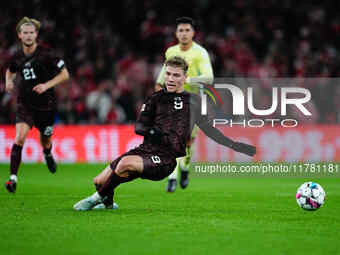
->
[0, 163, 339, 255]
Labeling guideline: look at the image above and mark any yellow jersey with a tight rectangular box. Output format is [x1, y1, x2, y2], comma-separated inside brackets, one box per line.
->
[156, 41, 213, 93]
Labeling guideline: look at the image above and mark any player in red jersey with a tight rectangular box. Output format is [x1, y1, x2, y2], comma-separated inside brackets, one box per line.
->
[5, 17, 70, 193]
[73, 56, 255, 211]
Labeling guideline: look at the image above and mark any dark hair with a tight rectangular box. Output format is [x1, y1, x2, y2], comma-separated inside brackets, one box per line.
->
[165, 56, 188, 74]
[175, 16, 195, 30]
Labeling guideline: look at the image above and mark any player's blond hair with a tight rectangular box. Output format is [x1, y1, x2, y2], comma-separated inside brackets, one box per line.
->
[165, 56, 188, 74]
[16, 17, 41, 33]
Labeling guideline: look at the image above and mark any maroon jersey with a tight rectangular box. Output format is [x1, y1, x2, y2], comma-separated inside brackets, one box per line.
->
[136, 89, 213, 158]
[8, 44, 65, 111]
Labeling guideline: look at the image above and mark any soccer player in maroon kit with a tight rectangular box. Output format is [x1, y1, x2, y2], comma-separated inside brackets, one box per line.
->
[5, 17, 70, 193]
[74, 56, 256, 211]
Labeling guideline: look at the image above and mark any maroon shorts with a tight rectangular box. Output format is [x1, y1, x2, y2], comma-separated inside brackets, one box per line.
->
[16, 104, 56, 136]
[110, 146, 176, 181]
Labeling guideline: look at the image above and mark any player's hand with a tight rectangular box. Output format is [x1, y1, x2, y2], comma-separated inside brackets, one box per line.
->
[33, 83, 49, 94]
[232, 142, 256, 157]
[5, 81, 14, 93]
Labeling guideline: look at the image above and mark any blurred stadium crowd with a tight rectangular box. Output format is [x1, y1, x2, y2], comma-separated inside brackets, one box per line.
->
[0, 0, 339, 124]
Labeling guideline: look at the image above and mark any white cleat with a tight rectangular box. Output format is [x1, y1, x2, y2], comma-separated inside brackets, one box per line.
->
[73, 196, 101, 211]
[93, 202, 119, 210]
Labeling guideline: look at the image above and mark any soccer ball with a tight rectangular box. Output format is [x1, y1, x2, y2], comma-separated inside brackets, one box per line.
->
[296, 182, 326, 210]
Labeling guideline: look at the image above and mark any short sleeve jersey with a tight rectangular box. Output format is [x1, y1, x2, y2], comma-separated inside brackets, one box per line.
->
[8, 44, 65, 110]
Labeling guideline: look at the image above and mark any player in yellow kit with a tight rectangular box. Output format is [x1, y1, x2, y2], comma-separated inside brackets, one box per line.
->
[155, 17, 214, 192]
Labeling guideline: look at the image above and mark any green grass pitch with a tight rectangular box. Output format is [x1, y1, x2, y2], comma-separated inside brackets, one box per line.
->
[0, 163, 339, 255]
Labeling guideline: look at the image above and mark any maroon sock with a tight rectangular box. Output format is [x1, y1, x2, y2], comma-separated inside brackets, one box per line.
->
[10, 144, 23, 176]
[43, 145, 52, 156]
[98, 171, 140, 199]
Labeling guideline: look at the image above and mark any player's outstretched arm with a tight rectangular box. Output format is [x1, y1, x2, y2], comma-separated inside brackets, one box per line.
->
[198, 123, 256, 157]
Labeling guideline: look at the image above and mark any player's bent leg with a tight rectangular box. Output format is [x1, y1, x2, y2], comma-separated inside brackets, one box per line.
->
[5, 122, 30, 193]
[92, 165, 120, 210]
[75, 164, 115, 211]
[40, 133, 57, 173]
[92, 165, 114, 209]
[98, 155, 142, 202]
[74, 156, 143, 211]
